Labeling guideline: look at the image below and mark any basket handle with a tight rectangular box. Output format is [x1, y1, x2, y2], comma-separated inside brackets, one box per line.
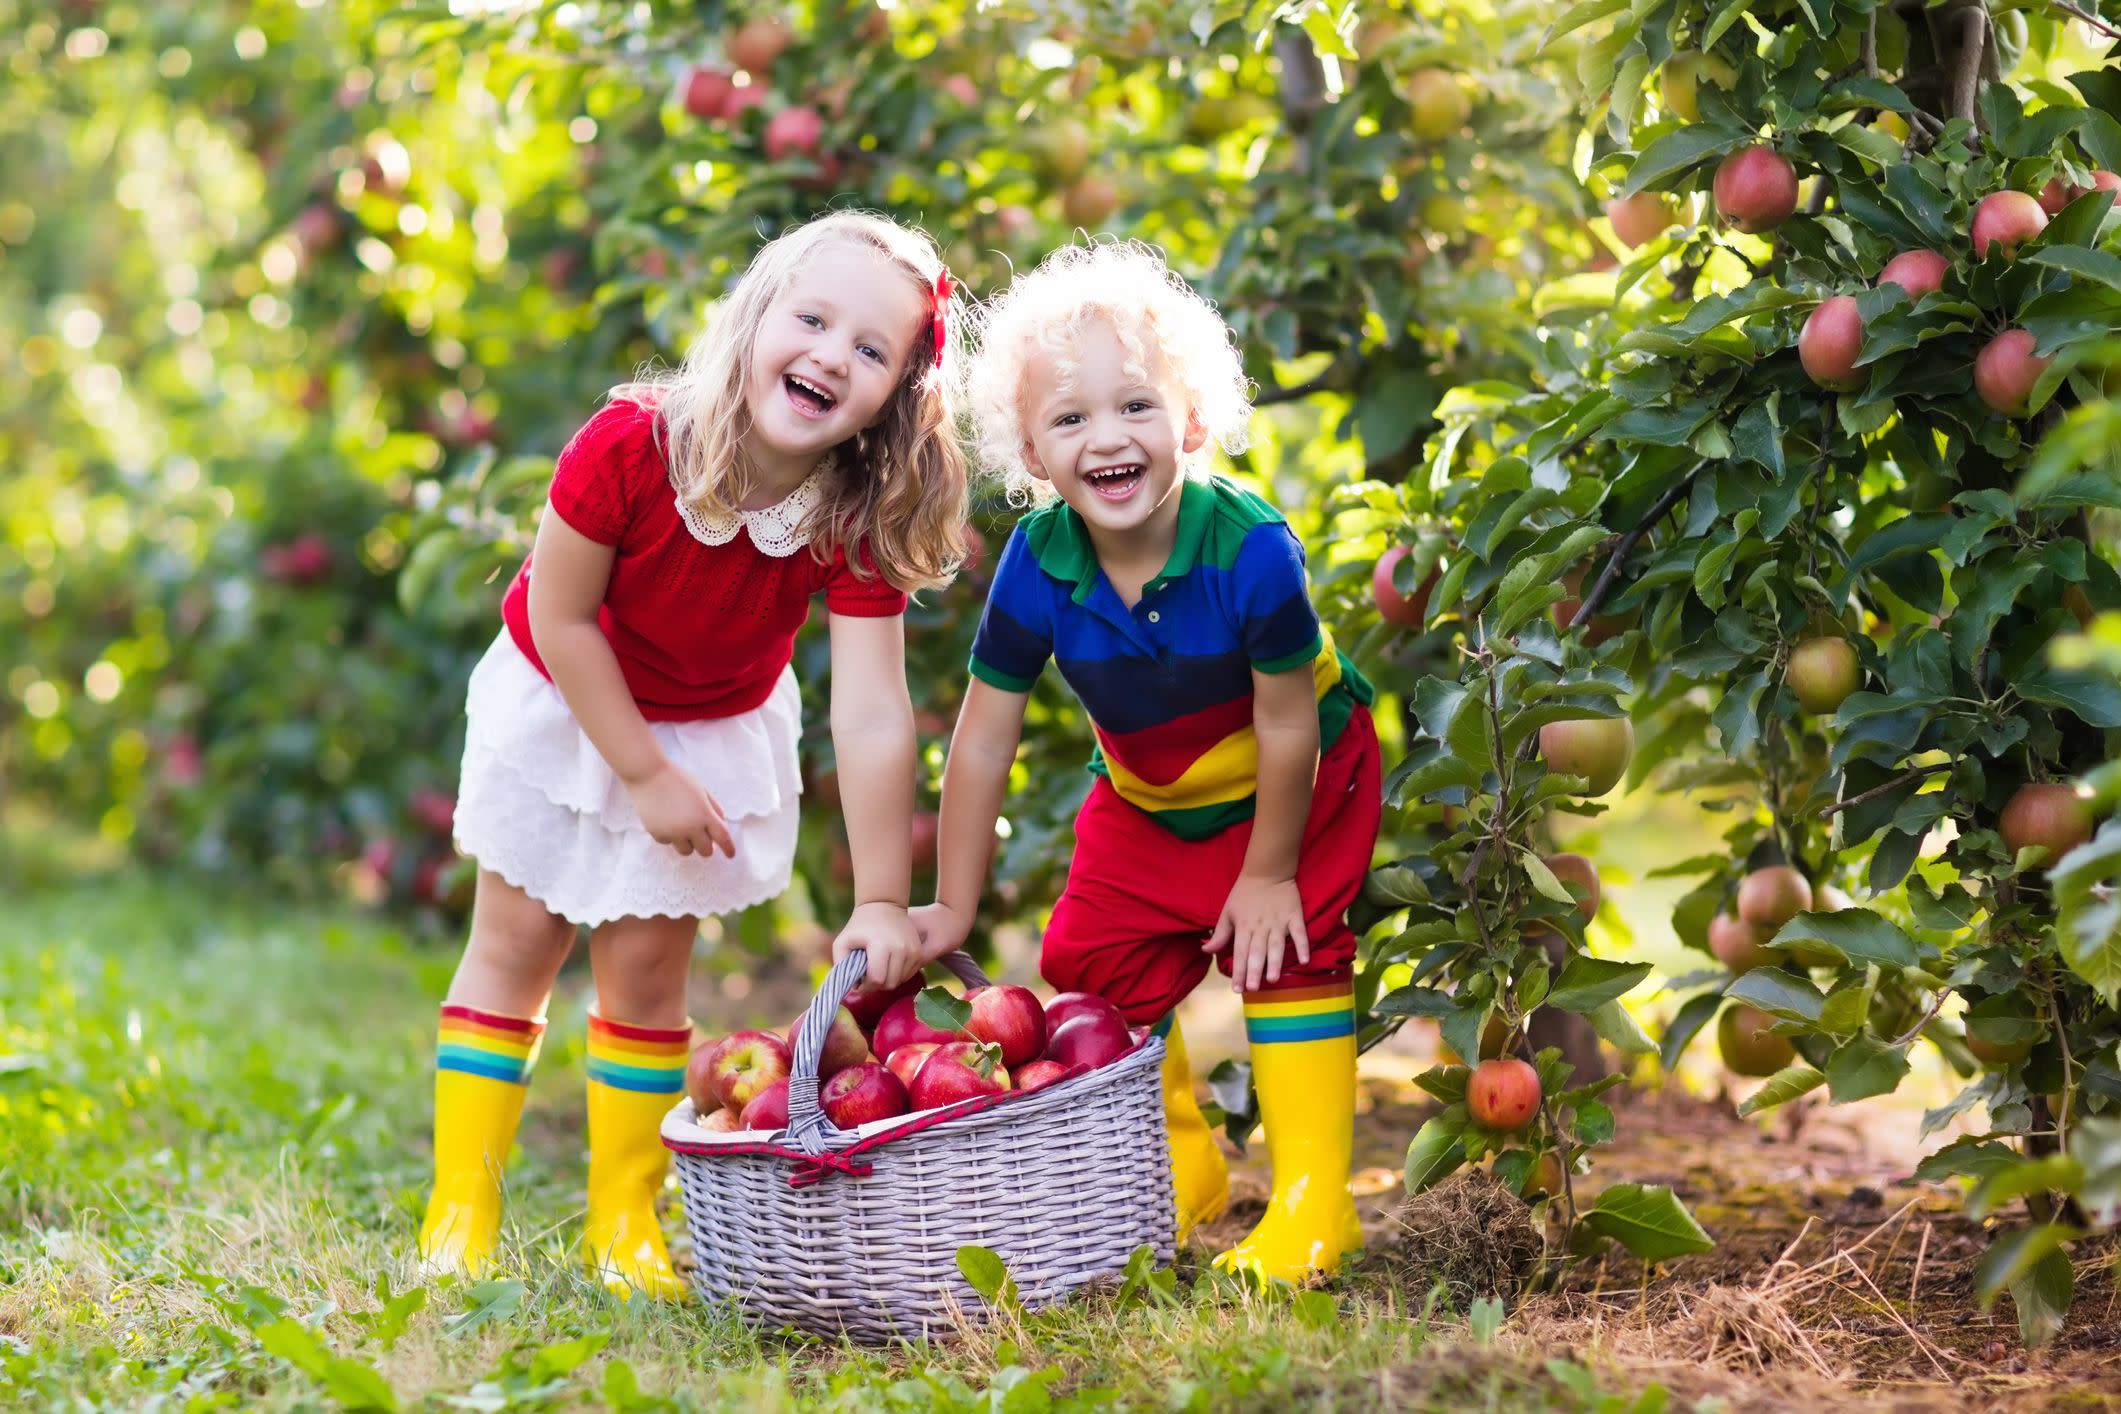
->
[783, 948, 992, 1156]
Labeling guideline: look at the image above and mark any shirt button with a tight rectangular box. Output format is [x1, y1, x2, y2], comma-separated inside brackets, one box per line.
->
[1147, 610, 1161, 623]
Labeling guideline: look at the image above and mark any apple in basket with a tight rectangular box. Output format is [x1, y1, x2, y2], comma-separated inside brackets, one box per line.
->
[788, 1004, 871, 1078]
[710, 1029, 792, 1110]
[699, 1105, 744, 1134]
[685, 1035, 729, 1112]
[908, 1041, 1011, 1109]
[1014, 1059, 1070, 1093]
[1044, 991, 1126, 1035]
[964, 984, 1048, 1068]
[885, 1040, 940, 1091]
[739, 1076, 791, 1131]
[843, 973, 924, 1032]
[872, 994, 959, 1059]
[821, 1061, 909, 1128]
[1045, 1010, 1133, 1070]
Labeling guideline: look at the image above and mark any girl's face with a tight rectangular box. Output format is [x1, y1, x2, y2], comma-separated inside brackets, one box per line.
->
[745, 241, 930, 469]
[1022, 318, 1205, 549]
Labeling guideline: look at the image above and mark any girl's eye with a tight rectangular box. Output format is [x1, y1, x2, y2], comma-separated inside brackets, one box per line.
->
[858, 344, 884, 363]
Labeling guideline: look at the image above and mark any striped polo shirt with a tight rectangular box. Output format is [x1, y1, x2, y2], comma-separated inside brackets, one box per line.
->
[969, 475, 1372, 840]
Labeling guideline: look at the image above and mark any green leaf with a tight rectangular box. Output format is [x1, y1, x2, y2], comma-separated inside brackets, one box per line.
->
[1404, 1113, 1469, 1194]
[1621, 126, 1746, 198]
[1372, 984, 1458, 1019]
[442, 1279, 523, 1338]
[1725, 968, 1825, 1024]
[1659, 992, 1725, 1073]
[2012, 1247, 2076, 1350]
[1736, 1065, 1827, 1117]
[1973, 1225, 2077, 1347]
[915, 985, 973, 1036]
[1520, 850, 1577, 909]
[1823, 1036, 1911, 1104]
[1581, 1183, 1716, 1263]
[956, 1245, 1018, 1308]
[2028, 245, 2121, 295]
[1766, 909, 1922, 969]
[2052, 823, 2121, 1003]
[1585, 997, 1658, 1056]
[1545, 955, 1654, 1013]
[1915, 1136, 2024, 1184]
[2018, 663, 2121, 728]
[1970, 1154, 2085, 1221]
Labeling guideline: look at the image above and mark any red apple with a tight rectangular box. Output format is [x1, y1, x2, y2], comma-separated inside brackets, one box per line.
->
[844, 973, 923, 1032]
[709, 1028, 792, 1110]
[763, 104, 823, 161]
[1606, 192, 1677, 248]
[1712, 146, 1798, 234]
[910, 811, 940, 873]
[720, 84, 769, 123]
[1372, 545, 1435, 628]
[409, 788, 456, 836]
[728, 15, 793, 73]
[1708, 912, 1782, 972]
[1045, 1011, 1133, 1070]
[2038, 178, 2072, 217]
[292, 202, 341, 252]
[1466, 1057, 1541, 1131]
[1061, 175, 1121, 229]
[885, 1041, 939, 1091]
[739, 1076, 790, 1131]
[872, 994, 959, 1059]
[940, 74, 979, 106]
[1798, 295, 1865, 390]
[1877, 249, 1949, 299]
[686, 1036, 730, 1112]
[1737, 866, 1812, 931]
[1014, 1059, 1070, 1093]
[1718, 1004, 1794, 1077]
[700, 1106, 744, 1134]
[788, 1004, 870, 1078]
[684, 66, 735, 120]
[1999, 782, 2093, 861]
[1550, 562, 1638, 643]
[820, 1061, 909, 1128]
[1043, 991, 1127, 1036]
[909, 1041, 1011, 1109]
[1974, 329, 2050, 416]
[1787, 636, 1860, 713]
[1537, 717, 1633, 796]
[964, 984, 1048, 1068]
[1971, 190, 2047, 260]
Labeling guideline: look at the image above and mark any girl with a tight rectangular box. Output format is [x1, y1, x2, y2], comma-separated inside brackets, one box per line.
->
[420, 211, 968, 1299]
[910, 242, 1381, 1286]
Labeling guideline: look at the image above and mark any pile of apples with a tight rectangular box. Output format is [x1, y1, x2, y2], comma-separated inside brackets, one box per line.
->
[686, 979, 1139, 1135]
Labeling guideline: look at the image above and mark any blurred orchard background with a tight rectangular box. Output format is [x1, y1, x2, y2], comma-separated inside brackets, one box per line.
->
[10, 0, 2121, 1399]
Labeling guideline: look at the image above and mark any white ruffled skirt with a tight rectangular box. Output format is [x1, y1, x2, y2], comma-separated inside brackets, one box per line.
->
[452, 632, 802, 926]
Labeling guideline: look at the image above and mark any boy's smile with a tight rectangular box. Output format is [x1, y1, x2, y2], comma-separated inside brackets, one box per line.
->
[1022, 319, 1206, 559]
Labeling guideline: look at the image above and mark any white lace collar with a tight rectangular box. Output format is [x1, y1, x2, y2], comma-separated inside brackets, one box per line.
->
[671, 457, 833, 557]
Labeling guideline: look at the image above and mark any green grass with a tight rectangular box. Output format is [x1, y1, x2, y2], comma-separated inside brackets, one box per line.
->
[0, 881, 1670, 1412]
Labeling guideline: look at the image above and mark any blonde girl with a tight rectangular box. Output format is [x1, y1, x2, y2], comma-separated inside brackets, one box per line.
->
[420, 211, 968, 1298]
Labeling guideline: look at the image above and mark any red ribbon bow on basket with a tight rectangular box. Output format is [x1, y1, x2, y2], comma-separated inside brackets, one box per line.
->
[930, 267, 954, 369]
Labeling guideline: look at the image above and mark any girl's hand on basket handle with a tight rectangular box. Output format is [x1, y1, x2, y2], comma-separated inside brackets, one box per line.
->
[834, 902, 923, 990]
[908, 901, 973, 965]
[1203, 873, 1310, 994]
[625, 760, 736, 858]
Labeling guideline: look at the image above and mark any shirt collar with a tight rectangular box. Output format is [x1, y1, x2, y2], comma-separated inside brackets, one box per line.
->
[1023, 477, 1214, 604]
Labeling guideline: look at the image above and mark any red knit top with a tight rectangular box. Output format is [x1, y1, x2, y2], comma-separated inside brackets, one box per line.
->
[500, 399, 907, 722]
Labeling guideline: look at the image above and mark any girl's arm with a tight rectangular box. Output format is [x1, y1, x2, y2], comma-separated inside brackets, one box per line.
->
[527, 512, 733, 857]
[911, 678, 1030, 960]
[826, 611, 924, 985]
[1205, 663, 1321, 990]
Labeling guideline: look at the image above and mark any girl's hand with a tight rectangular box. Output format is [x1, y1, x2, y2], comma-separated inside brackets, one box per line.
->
[625, 761, 736, 858]
[834, 902, 923, 991]
[908, 901, 974, 964]
[1203, 873, 1310, 994]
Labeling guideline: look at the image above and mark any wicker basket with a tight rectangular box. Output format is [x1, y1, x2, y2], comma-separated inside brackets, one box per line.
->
[662, 951, 1175, 1342]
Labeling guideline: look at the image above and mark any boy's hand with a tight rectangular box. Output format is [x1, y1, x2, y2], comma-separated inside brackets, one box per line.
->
[833, 902, 923, 990]
[908, 901, 974, 963]
[626, 760, 736, 858]
[1203, 874, 1310, 994]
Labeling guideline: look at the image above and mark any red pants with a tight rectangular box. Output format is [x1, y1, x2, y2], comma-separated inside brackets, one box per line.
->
[1040, 707, 1382, 1024]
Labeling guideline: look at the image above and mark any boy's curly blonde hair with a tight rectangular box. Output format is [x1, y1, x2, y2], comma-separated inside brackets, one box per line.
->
[968, 241, 1253, 503]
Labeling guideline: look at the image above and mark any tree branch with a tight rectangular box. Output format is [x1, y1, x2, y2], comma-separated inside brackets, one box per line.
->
[2052, 0, 2121, 40]
[1566, 459, 1708, 630]
[1817, 763, 1951, 818]
[1254, 362, 1352, 406]
[1950, 6, 1986, 127]
[1863, 13, 1879, 77]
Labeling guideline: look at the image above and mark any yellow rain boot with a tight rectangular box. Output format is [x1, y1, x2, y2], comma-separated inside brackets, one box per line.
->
[418, 1005, 546, 1277]
[581, 1013, 690, 1300]
[1214, 985, 1363, 1285]
[1155, 1015, 1230, 1241]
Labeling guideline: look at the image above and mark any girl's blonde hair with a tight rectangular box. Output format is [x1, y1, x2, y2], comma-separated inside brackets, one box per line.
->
[967, 240, 1253, 504]
[616, 211, 968, 591]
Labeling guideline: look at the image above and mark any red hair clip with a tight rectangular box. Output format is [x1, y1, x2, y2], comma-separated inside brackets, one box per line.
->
[930, 267, 954, 369]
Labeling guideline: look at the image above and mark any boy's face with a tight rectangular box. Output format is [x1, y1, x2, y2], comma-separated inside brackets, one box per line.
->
[745, 241, 928, 468]
[1022, 319, 1205, 550]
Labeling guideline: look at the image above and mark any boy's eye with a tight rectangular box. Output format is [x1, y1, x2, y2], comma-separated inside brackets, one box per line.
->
[1053, 413, 1082, 428]
[797, 313, 823, 328]
[1124, 400, 1152, 414]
